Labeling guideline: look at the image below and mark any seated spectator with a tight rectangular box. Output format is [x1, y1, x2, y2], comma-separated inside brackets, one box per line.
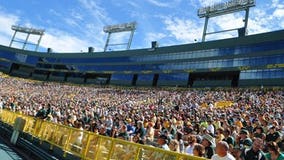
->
[169, 139, 180, 152]
[185, 135, 198, 155]
[175, 130, 184, 153]
[201, 134, 215, 159]
[253, 126, 264, 138]
[126, 119, 136, 136]
[223, 128, 235, 146]
[215, 127, 225, 144]
[266, 126, 281, 143]
[157, 134, 170, 150]
[211, 141, 235, 160]
[145, 122, 155, 142]
[117, 124, 129, 140]
[240, 138, 265, 160]
[193, 144, 205, 158]
[265, 141, 284, 160]
[134, 121, 146, 140]
[237, 129, 252, 149]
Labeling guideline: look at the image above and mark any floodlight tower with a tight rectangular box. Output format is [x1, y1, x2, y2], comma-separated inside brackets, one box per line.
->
[9, 25, 45, 51]
[103, 21, 137, 52]
[198, 0, 255, 42]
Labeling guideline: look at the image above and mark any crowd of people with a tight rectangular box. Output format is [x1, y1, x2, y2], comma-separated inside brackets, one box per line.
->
[0, 74, 283, 160]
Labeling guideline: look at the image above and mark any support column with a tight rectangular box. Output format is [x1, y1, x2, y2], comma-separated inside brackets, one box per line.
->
[9, 31, 17, 47]
[104, 33, 111, 52]
[127, 30, 135, 50]
[22, 33, 30, 50]
[202, 17, 209, 42]
[244, 8, 250, 35]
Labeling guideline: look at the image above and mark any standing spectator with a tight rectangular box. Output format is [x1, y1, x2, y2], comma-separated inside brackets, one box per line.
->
[211, 141, 235, 160]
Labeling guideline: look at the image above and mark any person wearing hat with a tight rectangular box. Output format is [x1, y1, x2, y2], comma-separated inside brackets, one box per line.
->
[201, 134, 215, 159]
[237, 129, 252, 149]
[157, 134, 170, 150]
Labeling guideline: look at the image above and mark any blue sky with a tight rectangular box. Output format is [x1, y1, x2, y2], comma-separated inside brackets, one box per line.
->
[0, 0, 283, 52]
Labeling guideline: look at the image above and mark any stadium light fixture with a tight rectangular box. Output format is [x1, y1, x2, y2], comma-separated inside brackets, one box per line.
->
[103, 22, 136, 33]
[103, 22, 137, 52]
[9, 25, 45, 51]
[198, 0, 255, 18]
[11, 25, 45, 35]
[198, 0, 255, 42]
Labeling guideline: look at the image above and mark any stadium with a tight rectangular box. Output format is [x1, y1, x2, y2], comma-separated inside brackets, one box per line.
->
[0, 0, 283, 160]
[1, 29, 284, 87]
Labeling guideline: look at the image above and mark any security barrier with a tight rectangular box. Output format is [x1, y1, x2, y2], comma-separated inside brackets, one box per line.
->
[0, 110, 207, 160]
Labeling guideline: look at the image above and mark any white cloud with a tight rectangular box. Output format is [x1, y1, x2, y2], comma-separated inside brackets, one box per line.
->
[271, 0, 284, 8]
[145, 33, 166, 42]
[0, 12, 19, 46]
[48, 9, 61, 17]
[146, 0, 182, 8]
[127, 1, 140, 8]
[247, 2, 284, 35]
[163, 17, 203, 43]
[78, 0, 111, 24]
[273, 8, 284, 18]
[41, 31, 90, 53]
[197, 0, 222, 7]
[0, 10, 100, 52]
[209, 13, 244, 31]
[146, 0, 170, 7]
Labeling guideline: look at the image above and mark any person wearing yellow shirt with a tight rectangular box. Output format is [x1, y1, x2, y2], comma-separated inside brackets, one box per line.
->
[215, 128, 225, 144]
[235, 117, 243, 129]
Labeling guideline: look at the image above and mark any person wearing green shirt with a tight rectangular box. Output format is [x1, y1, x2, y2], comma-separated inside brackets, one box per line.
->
[265, 141, 284, 160]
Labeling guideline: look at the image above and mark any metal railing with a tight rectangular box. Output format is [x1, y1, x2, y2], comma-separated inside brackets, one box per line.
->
[0, 110, 206, 160]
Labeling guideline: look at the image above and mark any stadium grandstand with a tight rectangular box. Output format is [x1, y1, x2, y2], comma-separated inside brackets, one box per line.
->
[0, 1, 283, 88]
[1, 27, 284, 87]
[0, 0, 284, 160]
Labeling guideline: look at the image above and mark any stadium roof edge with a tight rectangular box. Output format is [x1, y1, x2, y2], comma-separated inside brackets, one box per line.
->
[1, 29, 284, 58]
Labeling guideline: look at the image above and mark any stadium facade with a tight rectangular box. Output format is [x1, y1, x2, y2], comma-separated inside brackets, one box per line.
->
[0, 29, 284, 87]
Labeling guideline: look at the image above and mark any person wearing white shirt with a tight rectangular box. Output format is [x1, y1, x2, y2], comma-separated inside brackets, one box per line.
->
[211, 141, 235, 160]
[185, 135, 197, 155]
[157, 135, 170, 151]
[207, 119, 215, 135]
